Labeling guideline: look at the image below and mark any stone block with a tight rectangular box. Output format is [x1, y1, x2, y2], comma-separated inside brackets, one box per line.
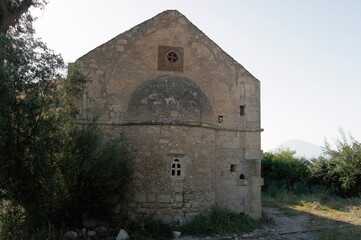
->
[157, 194, 171, 203]
[245, 150, 263, 160]
[116, 45, 124, 52]
[174, 194, 183, 202]
[117, 39, 127, 44]
[147, 194, 155, 202]
[173, 184, 183, 193]
[159, 139, 169, 144]
[206, 192, 215, 201]
[134, 192, 147, 202]
[190, 201, 199, 208]
[222, 141, 240, 149]
[184, 193, 194, 201]
[171, 202, 183, 208]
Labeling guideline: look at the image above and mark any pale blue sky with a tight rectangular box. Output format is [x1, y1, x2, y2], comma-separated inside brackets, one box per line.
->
[32, 0, 361, 151]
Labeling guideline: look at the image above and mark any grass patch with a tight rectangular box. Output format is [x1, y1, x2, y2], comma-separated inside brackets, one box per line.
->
[263, 189, 361, 240]
[181, 205, 263, 237]
[263, 190, 361, 224]
[125, 215, 173, 240]
[317, 228, 361, 240]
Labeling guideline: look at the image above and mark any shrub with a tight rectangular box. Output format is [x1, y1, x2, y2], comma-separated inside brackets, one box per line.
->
[311, 131, 361, 197]
[51, 124, 133, 228]
[0, 201, 26, 240]
[262, 150, 311, 193]
[181, 206, 262, 236]
[125, 215, 173, 240]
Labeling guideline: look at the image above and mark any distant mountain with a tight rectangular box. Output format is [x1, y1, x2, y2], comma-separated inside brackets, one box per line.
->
[275, 139, 323, 159]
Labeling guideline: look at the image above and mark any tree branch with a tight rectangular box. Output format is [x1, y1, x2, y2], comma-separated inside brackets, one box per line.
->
[10, 0, 34, 22]
[0, 0, 35, 34]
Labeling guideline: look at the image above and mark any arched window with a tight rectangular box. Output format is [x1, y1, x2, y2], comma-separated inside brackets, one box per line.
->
[171, 159, 181, 177]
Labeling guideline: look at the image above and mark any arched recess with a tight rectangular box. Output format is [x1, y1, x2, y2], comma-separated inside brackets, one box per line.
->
[127, 76, 212, 122]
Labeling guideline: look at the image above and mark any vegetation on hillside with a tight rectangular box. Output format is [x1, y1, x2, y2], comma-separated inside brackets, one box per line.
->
[262, 131, 361, 198]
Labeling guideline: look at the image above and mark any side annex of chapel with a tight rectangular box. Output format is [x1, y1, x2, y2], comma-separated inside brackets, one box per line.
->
[75, 10, 263, 222]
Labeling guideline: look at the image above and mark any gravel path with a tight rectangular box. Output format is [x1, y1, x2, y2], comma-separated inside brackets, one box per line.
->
[178, 207, 317, 240]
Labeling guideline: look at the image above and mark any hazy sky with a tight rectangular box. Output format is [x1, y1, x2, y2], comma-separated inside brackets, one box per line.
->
[31, 0, 361, 151]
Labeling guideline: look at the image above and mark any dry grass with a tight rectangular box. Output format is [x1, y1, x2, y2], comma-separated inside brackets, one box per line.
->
[262, 191, 361, 240]
[290, 199, 361, 225]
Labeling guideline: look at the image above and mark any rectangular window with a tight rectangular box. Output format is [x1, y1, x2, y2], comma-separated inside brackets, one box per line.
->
[240, 106, 245, 116]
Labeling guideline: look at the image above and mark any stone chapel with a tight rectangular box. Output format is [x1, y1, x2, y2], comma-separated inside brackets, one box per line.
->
[75, 10, 263, 222]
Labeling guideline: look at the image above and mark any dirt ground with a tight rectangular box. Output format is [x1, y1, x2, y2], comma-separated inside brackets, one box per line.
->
[236, 207, 317, 240]
[178, 206, 337, 240]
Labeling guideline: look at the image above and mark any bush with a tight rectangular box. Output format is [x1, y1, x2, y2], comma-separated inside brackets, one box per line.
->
[0, 124, 133, 238]
[262, 150, 311, 194]
[311, 131, 361, 197]
[181, 206, 262, 236]
[51, 124, 133, 228]
[125, 215, 173, 240]
[0, 201, 26, 240]
[262, 131, 361, 198]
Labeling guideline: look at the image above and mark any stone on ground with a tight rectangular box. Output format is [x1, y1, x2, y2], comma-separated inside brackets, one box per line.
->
[116, 229, 130, 240]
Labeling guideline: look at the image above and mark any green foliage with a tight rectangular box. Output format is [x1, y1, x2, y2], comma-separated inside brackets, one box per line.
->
[261, 149, 311, 194]
[262, 131, 361, 198]
[52, 124, 133, 227]
[311, 130, 361, 197]
[0, 200, 26, 240]
[317, 228, 361, 240]
[0, 0, 47, 35]
[125, 215, 173, 240]
[181, 205, 262, 237]
[62, 62, 88, 119]
[0, 8, 133, 235]
[0, 25, 66, 227]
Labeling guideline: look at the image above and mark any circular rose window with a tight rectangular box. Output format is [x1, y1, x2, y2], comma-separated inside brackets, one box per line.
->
[166, 51, 178, 63]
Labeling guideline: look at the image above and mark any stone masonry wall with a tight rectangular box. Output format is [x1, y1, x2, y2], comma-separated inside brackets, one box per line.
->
[76, 10, 263, 221]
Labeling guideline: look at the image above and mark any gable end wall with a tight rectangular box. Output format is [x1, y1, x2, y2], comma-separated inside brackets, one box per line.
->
[76, 10, 262, 222]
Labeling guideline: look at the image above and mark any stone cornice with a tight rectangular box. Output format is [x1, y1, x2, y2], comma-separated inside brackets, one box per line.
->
[76, 119, 263, 132]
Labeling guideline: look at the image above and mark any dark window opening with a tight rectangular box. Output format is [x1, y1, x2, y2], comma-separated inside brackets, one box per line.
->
[239, 174, 245, 180]
[167, 51, 178, 63]
[171, 159, 182, 177]
[230, 164, 236, 173]
[240, 105, 245, 116]
[218, 115, 223, 123]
